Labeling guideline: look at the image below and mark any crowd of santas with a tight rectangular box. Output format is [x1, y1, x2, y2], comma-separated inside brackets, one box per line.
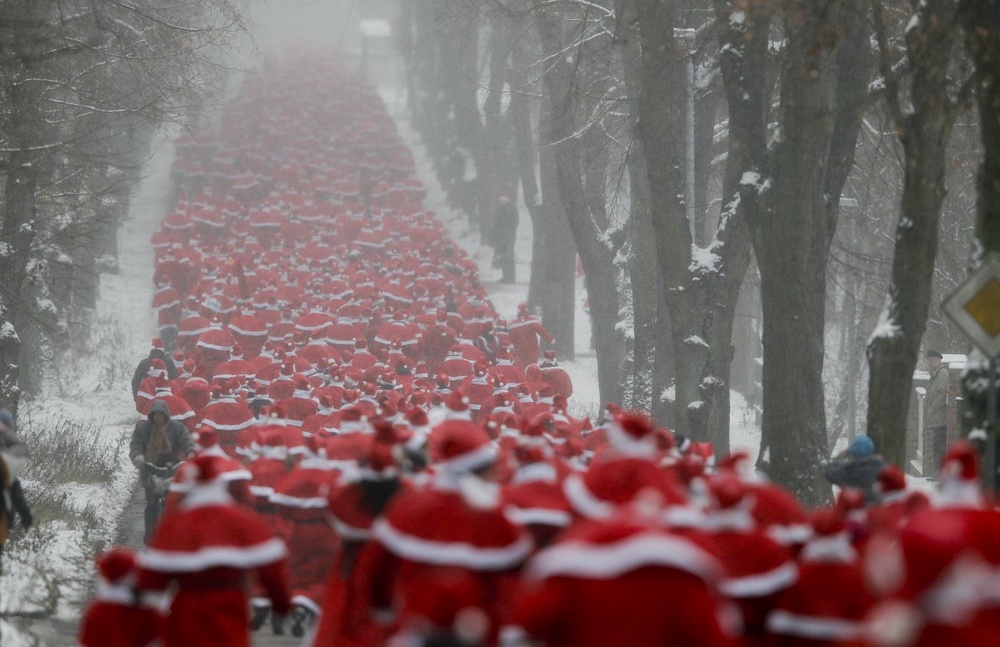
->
[78, 58, 1000, 647]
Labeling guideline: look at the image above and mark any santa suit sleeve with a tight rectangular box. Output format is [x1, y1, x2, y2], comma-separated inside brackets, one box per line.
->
[537, 322, 554, 344]
[256, 556, 293, 616]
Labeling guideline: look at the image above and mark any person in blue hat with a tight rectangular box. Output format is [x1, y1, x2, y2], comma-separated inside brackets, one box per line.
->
[822, 434, 886, 503]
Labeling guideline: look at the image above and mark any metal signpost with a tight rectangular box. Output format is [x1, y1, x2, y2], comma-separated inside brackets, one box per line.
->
[942, 252, 1000, 490]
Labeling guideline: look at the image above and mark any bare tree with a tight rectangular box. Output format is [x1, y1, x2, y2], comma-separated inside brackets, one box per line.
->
[866, 0, 965, 468]
[532, 0, 629, 404]
[714, 0, 872, 504]
[0, 1, 245, 413]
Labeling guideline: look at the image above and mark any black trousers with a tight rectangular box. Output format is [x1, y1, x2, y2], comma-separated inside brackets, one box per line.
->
[143, 481, 163, 544]
[928, 425, 947, 473]
[496, 244, 515, 283]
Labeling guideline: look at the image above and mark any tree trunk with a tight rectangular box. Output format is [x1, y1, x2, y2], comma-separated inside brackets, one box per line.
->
[866, 0, 957, 469]
[534, 0, 623, 397]
[0, 22, 43, 414]
[534, 89, 578, 359]
[635, 0, 752, 446]
[958, 0, 1000, 488]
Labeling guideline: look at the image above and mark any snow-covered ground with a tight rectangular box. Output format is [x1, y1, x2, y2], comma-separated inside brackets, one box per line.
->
[0, 137, 171, 646]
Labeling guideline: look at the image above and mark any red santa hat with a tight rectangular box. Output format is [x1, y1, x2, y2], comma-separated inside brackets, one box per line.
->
[605, 411, 659, 457]
[148, 358, 167, 378]
[339, 406, 368, 434]
[877, 465, 907, 495]
[430, 420, 497, 474]
[941, 441, 979, 481]
[151, 337, 164, 350]
[364, 419, 404, 476]
[938, 441, 983, 508]
[444, 391, 473, 421]
[196, 426, 220, 451]
[97, 547, 139, 584]
[706, 473, 755, 531]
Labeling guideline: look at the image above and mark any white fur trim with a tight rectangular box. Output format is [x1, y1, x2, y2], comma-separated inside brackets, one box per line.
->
[528, 532, 721, 582]
[799, 532, 857, 563]
[330, 515, 373, 541]
[720, 562, 797, 598]
[201, 418, 255, 432]
[512, 462, 557, 484]
[291, 594, 322, 616]
[140, 537, 287, 572]
[227, 324, 267, 337]
[269, 492, 328, 509]
[373, 518, 532, 571]
[258, 446, 288, 460]
[663, 504, 708, 530]
[196, 341, 234, 351]
[439, 443, 497, 475]
[937, 480, 984, 509]
[767, 523, 814, 546]
[767, 610, 862, 640]
[504, 506, 571, 527]
[562, 473, 615, 519]
[705, 506, 756, 532]
[95, 580, 138, 605]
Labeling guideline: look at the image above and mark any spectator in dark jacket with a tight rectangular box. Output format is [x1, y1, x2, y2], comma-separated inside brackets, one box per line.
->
[492, 194, 519, 284]
[823, 435, 886, 504]
[131, 339, 179, 398]
[130, 399, 193, 542]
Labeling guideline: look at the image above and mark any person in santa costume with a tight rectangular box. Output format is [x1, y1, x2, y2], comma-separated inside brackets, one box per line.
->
[311, 419, 411, 647]
[702, 474, 798, 647]
[538, 350, 573, 399]
[77, 547, 163, 647]
[198, 381, 256, 457]
[369, 419, 532, 644]
[562, 411, 687, 520]
[865, 442, 1000, 647]
[502, 503, 737, 647]
[138, 454, 292, 647]
[766, 508, 875, 646]
[507, 303, 553, 369]
[269, 435, 341, 638]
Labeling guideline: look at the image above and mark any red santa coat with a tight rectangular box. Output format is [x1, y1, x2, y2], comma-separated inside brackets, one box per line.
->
[177, 315, 211, 354]
[269, 457, 341, 614]
[138, 486, 291, 647]
[77, 580, 162, 647]
[227, 313, 268, 357]
[369, 478, 533, 640]
[563, 453, 688, 520]
[767, 532, 874, 647]
[311, 479, 410, 647]
[199, 397, 256, 456]
[438, 354, 473, 388]
[508, 316, 554, 368]
[702, 512, 797, 644]
[508, 512, 735, 647]
[153, 285, 182, 333]
[502, 462, 572, 549]
[539, 364, 573, 399]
